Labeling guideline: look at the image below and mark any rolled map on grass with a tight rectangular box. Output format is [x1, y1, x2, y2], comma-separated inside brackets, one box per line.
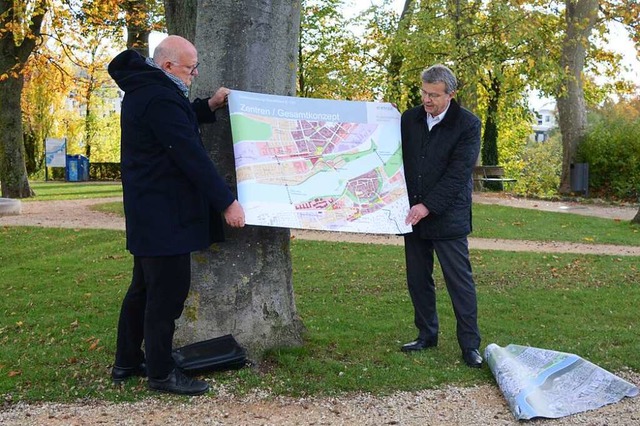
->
[485, 343, 638, 420]
[228, 90, 412, 235]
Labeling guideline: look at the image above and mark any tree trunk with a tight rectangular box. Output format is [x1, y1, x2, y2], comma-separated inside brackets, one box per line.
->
[166, 0, 304, 361]
[0, 76, 32, 198]
[0, 1, 46, 198]
[386, 0, 414, 102]
[480, 74, 501, 191]
[556, 0, 598, 194]
[448, 0, 482, 112]
[481, 72, 500, 167]
[164, 0, 196, 42]
[632, 206, 640, 225]
[124, 0, 151, 55]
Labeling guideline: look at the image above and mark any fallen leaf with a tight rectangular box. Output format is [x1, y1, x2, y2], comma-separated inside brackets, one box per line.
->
[88, 339, 100, 351]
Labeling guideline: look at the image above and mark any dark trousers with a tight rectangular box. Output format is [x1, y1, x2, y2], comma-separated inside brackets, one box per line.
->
[403, 232, 481, 350]
[114, 253, 191, 379]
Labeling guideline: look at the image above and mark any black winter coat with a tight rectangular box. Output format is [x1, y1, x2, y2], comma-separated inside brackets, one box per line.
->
[108, 50, 235, 256]
[401, 99, 481, 240]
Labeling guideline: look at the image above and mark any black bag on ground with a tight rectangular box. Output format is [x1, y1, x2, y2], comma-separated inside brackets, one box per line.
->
[172, 334, 247, 375]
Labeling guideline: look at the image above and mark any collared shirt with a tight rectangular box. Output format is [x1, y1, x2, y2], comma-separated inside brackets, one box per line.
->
[426, 103, 451, 131]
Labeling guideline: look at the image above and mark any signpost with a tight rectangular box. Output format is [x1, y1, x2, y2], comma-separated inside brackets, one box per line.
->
[45, 138, 66, 181]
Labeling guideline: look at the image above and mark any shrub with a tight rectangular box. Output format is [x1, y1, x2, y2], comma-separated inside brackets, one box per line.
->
[579, 115, 640, 201]
[89, 162, 121, 180]
[509, 133, 562, 197]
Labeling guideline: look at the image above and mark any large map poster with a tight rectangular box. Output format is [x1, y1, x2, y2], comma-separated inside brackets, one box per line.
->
[228, 90, 412, 235]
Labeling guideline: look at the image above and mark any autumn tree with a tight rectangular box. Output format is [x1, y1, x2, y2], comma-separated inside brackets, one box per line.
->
[47, 1, 122, 160]
[384, 0, 416, 103]
[123, 0, 164, 54]
[357, 0, 637, 197]
[367, 0, 537, 170]
[556, 0, 599, 194]
[165, 0, 304, 359]
[16, 0, 161, 183]
[0, 0, 47, 198]
[21, 53, 68, 176]
[358, 1, 488, 110]
[299, 0, 378, 100]
[526, 1, 638, 195]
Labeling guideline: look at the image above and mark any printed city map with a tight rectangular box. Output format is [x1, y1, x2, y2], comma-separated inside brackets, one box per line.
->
[228, 90, 411, 234]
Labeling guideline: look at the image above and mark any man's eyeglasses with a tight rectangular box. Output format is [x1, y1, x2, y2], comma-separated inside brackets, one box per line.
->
[172, 61, 200, 75]
[420, 89, 447, 100]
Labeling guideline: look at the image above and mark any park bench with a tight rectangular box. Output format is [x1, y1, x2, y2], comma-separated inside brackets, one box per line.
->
[473, 165, 516, 191]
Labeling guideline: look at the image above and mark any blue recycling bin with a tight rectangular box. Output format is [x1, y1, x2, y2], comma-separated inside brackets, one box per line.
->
[66, 155, 90, 182]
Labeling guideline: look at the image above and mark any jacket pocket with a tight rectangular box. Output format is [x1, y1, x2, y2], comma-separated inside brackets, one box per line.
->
[177, 183, 206, 226]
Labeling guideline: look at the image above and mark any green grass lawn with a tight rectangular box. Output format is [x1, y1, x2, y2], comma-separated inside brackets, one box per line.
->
[89, 199, 640, 246]
[1, 227, 638, 403]
[472, 204, 640, 245]
[27, 181, 122, 201]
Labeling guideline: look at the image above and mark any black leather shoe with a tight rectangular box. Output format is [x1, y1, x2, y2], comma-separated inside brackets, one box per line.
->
[401, 338, 437, 352]
[462, 348, 483, 368]
[148, 368, 209, 396]
[111, 363, 147, 384]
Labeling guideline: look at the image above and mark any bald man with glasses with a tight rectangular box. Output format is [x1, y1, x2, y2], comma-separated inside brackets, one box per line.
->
[108, 35, 245, 395]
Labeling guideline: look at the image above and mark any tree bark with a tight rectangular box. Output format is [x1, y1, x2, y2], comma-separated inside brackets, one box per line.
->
[0, 1, 46, 198]
[386, 0, 414, 102]
[124, 0, 151, 55]
[556, 0, 598, 194]
[166, 0, 304, 361]
[481, 72, 500, 167]
[633, 206, 640, 225]
[0, 76, 31, 197]
[164, 0, 196, 42]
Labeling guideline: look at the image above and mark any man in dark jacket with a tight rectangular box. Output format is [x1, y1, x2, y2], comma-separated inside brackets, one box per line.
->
[400, 64, 483, 368]
[107, 35, 245, 395]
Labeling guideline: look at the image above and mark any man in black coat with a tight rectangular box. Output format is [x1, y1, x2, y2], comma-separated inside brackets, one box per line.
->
[400, 64, 483, 368]
[107, 35, 245, 395]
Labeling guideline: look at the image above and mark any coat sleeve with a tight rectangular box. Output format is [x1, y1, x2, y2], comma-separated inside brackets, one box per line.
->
[145, 95, 235, 213]
[192, 97, 217, 123]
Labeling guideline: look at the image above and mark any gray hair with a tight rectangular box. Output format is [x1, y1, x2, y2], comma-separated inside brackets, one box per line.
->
[421, 64, 457, 94]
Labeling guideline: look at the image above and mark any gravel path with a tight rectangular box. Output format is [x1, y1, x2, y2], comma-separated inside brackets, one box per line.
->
[2, 193, 639, 256]
[1, 194, 639, 425]
[1, 375, 639, 426]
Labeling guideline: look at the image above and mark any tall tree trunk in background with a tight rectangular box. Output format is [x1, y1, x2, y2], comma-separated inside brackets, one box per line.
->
[0, 1, 46, 198]
[449, 0, 482, 113]
[386, 0, 414, 103]
[0, 76, 31, 198]
[164, 0, 196, 42]
[556, 0, 598, 194]
[633, 207, 640, 224]
[124, 0, 151, 55]
[481, 72, 500, 167]
[166, 0, 304, 360]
